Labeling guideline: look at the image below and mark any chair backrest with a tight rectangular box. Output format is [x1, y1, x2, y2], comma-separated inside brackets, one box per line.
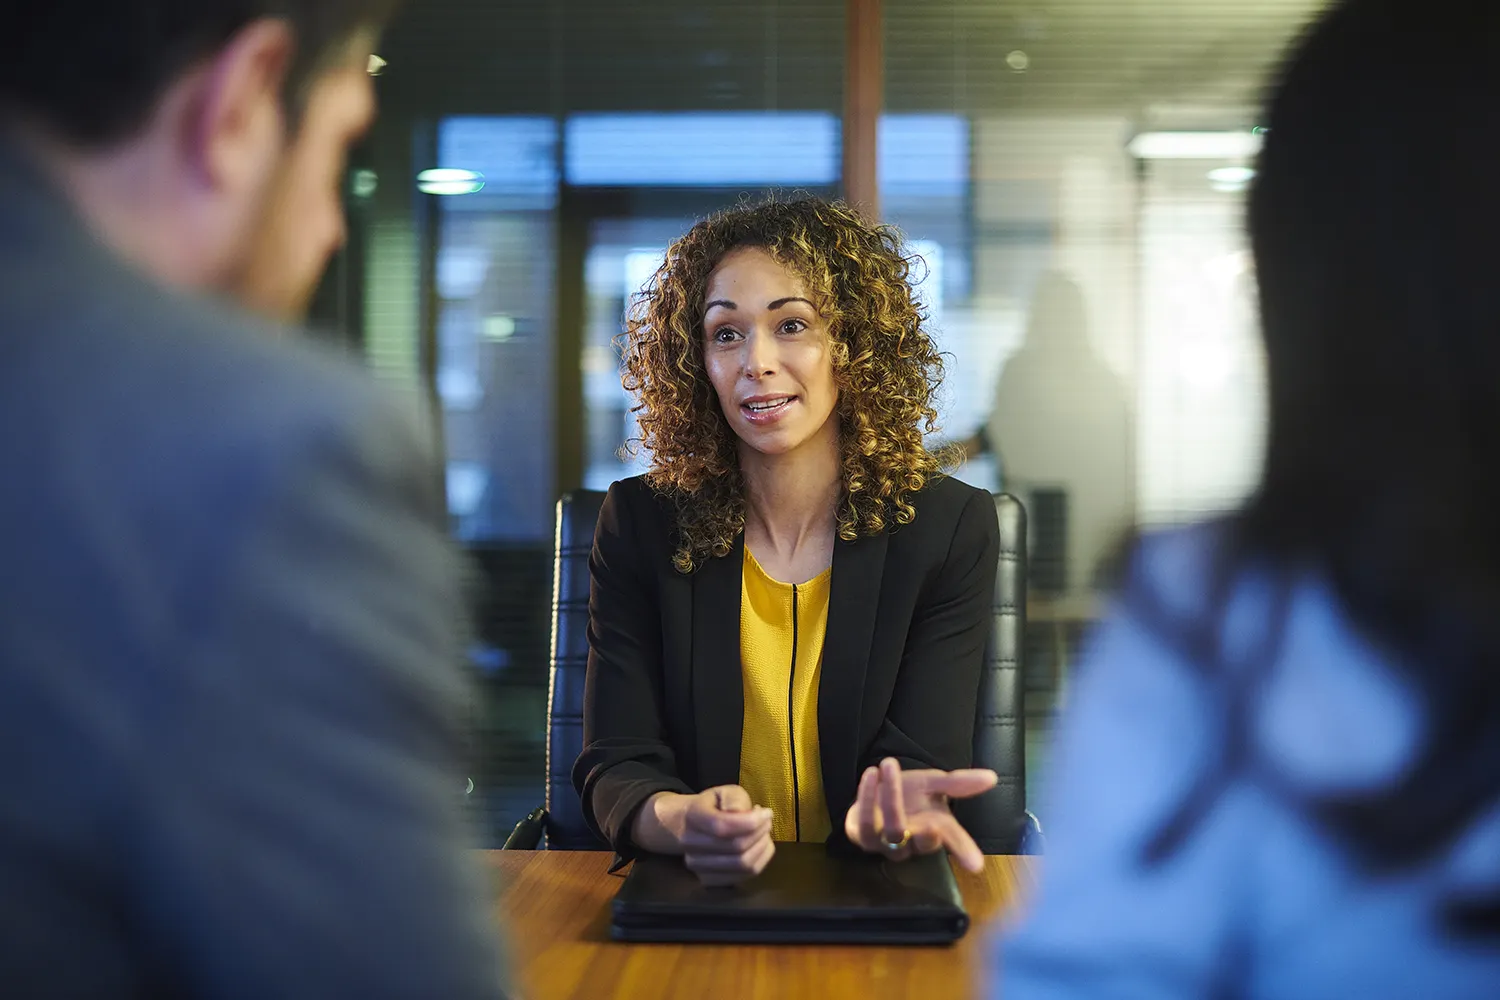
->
[545, 491, 609, 849]
[545, 489, 1029, 852]
[951, 493, 1030, 854]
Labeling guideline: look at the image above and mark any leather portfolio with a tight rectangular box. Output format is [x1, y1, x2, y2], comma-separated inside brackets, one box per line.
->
[610, 841, 970, 944]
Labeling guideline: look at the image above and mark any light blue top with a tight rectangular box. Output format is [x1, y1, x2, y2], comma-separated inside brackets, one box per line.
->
[995, 526, 1500, 999]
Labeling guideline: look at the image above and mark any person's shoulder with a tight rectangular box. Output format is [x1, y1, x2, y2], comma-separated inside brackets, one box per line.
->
[1120, 521, 1236, 625]
[904, 474, 997, 540]
[153, 297, 430, 472]
[925, 475, 989, 503]
[880, 476, 997, 574]
[610, 475, 684, 515]
[76, 295, 439, 576]
[19, 229, 415, 461]
[598, 475, 677, 544]
[604, 474, 654, 504]
[1077, 520, 1427, 807]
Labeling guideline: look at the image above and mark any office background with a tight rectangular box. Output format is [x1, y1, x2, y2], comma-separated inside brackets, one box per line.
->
[305, 0, 1330, 846]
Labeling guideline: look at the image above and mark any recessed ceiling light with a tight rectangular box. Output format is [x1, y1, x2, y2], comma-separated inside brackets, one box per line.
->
[1007, 50, 1030, 72]
[1207, 166, 1256, 185]
[417, 168, 485, 196]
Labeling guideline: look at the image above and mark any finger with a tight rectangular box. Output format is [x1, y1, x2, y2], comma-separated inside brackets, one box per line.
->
[909, 821, 944, 856]
[745, 833, 776, 876]
[847, 766, 881, 848]
[681, 818, 773, 855]
[909, 768, 999, 801]
[714, 784, 754, 812]
[920, 812, 985, 873]
[684, 833, 776, 885]
[685, 801, 772, 838]
[692, 863, 755, 888]
[878, 758, 908, 843]
[703, 809, 771, 841]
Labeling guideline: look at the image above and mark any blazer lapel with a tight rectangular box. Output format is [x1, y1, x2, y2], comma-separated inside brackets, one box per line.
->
[690, 535, 746, 790]
[819, 529, 888, 827]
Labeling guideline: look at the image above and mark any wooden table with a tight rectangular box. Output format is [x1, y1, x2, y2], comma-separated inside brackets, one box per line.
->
[484, 850, 1037, 1000]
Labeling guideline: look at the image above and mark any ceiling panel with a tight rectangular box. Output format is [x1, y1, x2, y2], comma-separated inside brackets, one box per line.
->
[376, 0, 1330, 117]
[379, 0, 843, 115]
[886, 0, 1331, 114]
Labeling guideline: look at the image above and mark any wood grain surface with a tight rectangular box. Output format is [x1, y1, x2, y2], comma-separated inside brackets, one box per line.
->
[483, 850, 1037, 1000]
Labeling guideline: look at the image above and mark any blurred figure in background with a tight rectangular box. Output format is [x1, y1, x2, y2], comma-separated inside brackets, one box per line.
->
[0, 2, 508, 996]
[997, 1, 1500, 996]
[960, 269, 1133, 595]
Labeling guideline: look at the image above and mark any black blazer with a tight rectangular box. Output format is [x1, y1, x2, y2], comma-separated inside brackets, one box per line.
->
[573, 474, 1000, 855]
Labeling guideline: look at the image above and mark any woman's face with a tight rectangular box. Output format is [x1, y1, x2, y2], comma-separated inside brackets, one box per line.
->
[701, 247, 840, 459]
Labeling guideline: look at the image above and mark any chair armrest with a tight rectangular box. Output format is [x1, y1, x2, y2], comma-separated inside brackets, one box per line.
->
[501, 806, 547, 850]
[1020, 810, 1045, 855]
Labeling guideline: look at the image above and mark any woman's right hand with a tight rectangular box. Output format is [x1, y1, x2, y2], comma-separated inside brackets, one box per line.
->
[632, 785, 775, 886]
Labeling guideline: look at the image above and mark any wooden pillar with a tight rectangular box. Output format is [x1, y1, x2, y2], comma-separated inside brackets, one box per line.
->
[843, 0, 882, 219]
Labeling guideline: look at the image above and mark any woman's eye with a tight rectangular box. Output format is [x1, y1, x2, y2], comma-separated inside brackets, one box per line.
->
[780, 319, 806, 335]
[712, 327, 739, 343]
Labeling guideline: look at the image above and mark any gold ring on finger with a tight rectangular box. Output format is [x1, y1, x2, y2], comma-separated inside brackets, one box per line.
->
[881, 828, 912, 853]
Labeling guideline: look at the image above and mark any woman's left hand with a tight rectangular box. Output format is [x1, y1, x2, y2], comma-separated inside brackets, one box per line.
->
[844, 757, 998, 872]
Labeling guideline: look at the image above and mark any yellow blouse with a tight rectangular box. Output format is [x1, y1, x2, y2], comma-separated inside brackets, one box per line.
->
[737, 548, 833, 843]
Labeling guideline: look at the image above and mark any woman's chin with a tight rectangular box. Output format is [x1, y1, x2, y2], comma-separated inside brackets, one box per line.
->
[730, 410, 838, 461]
[734, 425, 804, 458]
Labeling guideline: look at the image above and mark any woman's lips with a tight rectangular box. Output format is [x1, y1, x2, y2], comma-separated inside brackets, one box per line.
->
[740, 395, 797, 424]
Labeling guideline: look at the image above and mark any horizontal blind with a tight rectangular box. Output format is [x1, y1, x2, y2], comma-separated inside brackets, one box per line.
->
[381, 0, 844, 115]
[886, 0, 1329, 113]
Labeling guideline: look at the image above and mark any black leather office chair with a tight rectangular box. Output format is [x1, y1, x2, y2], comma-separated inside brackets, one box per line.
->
[952, 493, 1042, 854]
[505, 490, 1039, 853]
[532, 490, 609, 850]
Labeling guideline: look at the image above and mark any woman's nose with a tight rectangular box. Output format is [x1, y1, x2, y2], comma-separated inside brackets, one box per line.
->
[742, 330, 776, 378]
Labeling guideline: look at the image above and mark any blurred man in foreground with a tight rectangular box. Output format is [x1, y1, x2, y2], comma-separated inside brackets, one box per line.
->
[0, 3, 509, 996]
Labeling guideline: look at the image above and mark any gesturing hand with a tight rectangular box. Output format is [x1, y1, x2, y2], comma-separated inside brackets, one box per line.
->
[844, 757, 998, 872]
[678, 785, 775, 886]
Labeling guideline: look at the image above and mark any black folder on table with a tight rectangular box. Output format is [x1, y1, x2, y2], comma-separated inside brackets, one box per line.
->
[610, 841, 970, 944]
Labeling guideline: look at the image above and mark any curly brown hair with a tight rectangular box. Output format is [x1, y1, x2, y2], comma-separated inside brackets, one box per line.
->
[621, 197, 951, 573]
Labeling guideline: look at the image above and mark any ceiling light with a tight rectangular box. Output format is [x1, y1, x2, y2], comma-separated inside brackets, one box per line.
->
[417, 168, 485, 196]
[1207, 165, 1256, 192]
[1006, 50, 1030, 72]
[1128, 131, 1263, 160]
[367, 54, 387, 76]
[1208, 166, 1256, 185]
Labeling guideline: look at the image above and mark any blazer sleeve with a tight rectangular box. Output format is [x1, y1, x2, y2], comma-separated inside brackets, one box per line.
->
[864, 489, 1000, 773]
[573, 481, 694, 855]
[132, 385, 512, 999]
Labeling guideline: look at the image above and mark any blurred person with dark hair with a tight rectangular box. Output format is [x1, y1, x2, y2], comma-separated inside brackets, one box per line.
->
[996, 1, 1500, 996]
[0, 3, 509, 996]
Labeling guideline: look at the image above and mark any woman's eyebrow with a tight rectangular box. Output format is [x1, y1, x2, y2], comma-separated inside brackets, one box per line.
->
[703, 296, 815, 315]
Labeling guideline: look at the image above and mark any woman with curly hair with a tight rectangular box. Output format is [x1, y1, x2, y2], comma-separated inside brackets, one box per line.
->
[573, 198, 1001, 885]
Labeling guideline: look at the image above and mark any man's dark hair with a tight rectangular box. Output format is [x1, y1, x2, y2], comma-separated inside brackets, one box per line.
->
[0, 1, 400, 147]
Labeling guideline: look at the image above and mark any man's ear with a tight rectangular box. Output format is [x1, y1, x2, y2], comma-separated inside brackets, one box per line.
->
[178, 19, 294, 193]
